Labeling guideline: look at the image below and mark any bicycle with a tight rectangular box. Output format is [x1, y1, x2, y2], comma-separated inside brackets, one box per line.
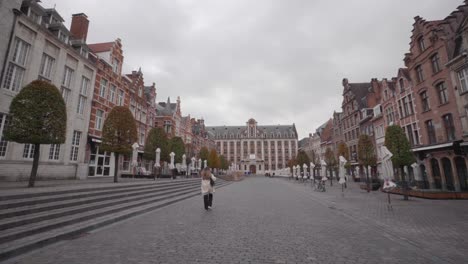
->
[314, 181, 326, 192]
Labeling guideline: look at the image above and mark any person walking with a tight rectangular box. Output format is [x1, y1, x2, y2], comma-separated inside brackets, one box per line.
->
[201, 167, 216, 210]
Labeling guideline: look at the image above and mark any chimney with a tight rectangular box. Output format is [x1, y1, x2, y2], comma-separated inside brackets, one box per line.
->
[70, 13, 89, 42]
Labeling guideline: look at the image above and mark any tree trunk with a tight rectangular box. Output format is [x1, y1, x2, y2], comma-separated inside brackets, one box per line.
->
[366, 166, 370, 193]
[114, 153, 119, 183]
[401, 166, 408, 200]
[28, 144, 41, 188]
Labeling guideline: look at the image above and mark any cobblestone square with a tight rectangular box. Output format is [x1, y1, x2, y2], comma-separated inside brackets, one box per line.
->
[7, 177, 468, 264]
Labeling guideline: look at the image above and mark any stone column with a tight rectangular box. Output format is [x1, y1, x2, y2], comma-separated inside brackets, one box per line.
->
[227, 140, 230, 162]
[234, 141, 237, 167]
[240, 140, 244, 160]
[261, 140, 265, 161]
[275, 140, 278, 170]
[288, 140, 292, 160]
[220, 140, 224, 157]
[426, 159, 436, 189]
[268, 141, 272, 170]
[282, 140, 286, 169]
[450, 157, 461, 192]
[247, 140, 250, 156]
[254, 140, 257, 157]
[437, 158, 448, 191]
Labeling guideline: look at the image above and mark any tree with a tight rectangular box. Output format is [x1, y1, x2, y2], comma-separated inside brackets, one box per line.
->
[358, 134, 377, 192]
[199, 146, 209, 166]
[384, 125, 415, 200]
[325, 147, 337, 185]
[143, 127, 169, 163]
[101, 106, 137, 183]
[168, 136, 185, 163]
[296, 150, 310, 175]
[337, 142, 351, 174]
[208, 149, 220, 168]
[4, 80, 67, 187]
[219, 155, 229, 170]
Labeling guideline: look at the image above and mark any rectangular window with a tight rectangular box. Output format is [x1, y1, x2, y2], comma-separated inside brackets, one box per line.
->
[77, 76, 90, 114]
[413, 123, 420, 145]
[431, 53, 441, 73]
[3, 38, 30, 91]
[0, 114, 9, 157]
[99, 79, 108, 98]
[23, 144, 35, 159]
[61, 87, 70, 103]
[408, 94, 414, 115]
[48, 144, 60, 160]
[406, 125, 415, 146]
[420, 91, 430, 112]
[70, 131, 81, 161]
[443, 114, 456, 141]
[117, 89, 124, 106]
[426, 120, 437, 144]
[416, 65, 424, 83]
[12, 38, 30, 66]
[95, 110, 104, 130]
[61, 66, 74, 88]
[39, 53, 55, 79]
[436, 82, 448, 105]
[139, 126, 145, 145]
[418, 37, 426, 52]
[458, 68, 468, 93]
[109, 85, 116, 103]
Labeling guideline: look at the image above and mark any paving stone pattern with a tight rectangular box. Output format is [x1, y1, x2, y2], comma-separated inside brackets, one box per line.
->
[7, 177, 468, 264]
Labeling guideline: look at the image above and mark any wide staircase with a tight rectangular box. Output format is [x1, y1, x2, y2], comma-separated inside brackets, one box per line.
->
[0, 178, 231, 261]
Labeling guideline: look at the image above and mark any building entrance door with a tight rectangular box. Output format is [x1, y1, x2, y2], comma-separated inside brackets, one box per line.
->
[89, 147, 112, 176]
[249, 165, 256, 174]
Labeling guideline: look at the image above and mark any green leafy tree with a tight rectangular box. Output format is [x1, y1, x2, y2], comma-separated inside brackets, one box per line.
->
[143, 127, 169, 163]
[4, 80, 67, 187]
[101, 106, 137, 183]
[219, 155, 229, 170]
[358, 134, 377, 192]
[385, 125, 415, 200]
[199, 146, 209, 167]
[208, 148, 220, 168]
[168, 136, 185, 163]
[325, 147, 337, 185]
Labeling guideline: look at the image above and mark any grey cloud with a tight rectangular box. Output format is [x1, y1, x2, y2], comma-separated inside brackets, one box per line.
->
[44, 0, 461, 137]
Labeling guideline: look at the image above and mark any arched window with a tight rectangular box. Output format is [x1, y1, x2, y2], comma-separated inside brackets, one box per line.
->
[455, 157, 468, 191]
[431, 158, 442, 189]
[441, 158, 455, 191]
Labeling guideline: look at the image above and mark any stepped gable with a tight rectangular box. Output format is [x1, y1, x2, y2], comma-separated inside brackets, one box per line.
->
[157, 97, 177, 116]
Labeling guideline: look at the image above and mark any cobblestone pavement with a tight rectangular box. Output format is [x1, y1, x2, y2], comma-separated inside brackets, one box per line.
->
[7, 176, 468, 264]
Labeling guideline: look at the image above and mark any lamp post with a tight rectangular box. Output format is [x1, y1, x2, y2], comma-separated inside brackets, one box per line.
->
[154, 148, 161, 180]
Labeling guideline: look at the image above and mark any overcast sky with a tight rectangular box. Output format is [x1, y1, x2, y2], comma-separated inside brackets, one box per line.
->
[42, 0, 462, 138]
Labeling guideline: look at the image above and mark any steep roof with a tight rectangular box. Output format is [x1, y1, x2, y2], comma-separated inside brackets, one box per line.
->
[88, 42, 113, 53]
[349, 82, 371, 109]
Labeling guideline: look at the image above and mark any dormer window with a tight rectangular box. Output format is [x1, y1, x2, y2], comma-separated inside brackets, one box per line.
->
[112, 58, 120, 73]
[29, 11, 41, 24]
[58, 31, 68, 43]
[418, 36, 426, 52]
[399, 79, 404, 92]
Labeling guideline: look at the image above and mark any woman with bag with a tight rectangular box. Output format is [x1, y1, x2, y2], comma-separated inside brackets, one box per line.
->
[200, 167, 216, 210]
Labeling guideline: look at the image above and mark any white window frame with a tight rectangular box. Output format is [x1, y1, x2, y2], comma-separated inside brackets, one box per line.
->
[458, 68, 468, 94]
[109, 84, 116, 103]
[77, 76, 90, 115]
[39, 53, 55, 80]
[48, 144, 60, 160]
[3, 38, 30, 91]
[0, 113, 9, 157]
[23, 144, 35, 159]
[95, 110, 104, 130]
[70, 131, 81, 161]
[117, 89, 124, 106]
[99, 79, 108, 98]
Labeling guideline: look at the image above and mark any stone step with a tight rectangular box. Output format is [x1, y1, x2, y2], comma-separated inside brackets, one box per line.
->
[0, 182, 201, 231]
[0, 178, 200, 208]
[0, 180, 201, 219]
[0, 181, 231, 261]
[0, 178, 199, 201]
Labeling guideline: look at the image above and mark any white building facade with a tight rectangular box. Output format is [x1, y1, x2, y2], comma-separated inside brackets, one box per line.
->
[207, 118, 298, 174]
[0, 0, 96, 180]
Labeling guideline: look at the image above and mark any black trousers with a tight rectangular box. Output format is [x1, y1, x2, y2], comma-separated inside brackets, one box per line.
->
[203, 193, 213, 209]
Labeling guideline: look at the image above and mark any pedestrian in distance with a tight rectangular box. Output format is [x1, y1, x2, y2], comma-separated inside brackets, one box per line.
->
[201, 167, 216, 210]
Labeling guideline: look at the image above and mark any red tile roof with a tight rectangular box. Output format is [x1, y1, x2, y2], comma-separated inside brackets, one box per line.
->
[88, 42, 114, 53]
